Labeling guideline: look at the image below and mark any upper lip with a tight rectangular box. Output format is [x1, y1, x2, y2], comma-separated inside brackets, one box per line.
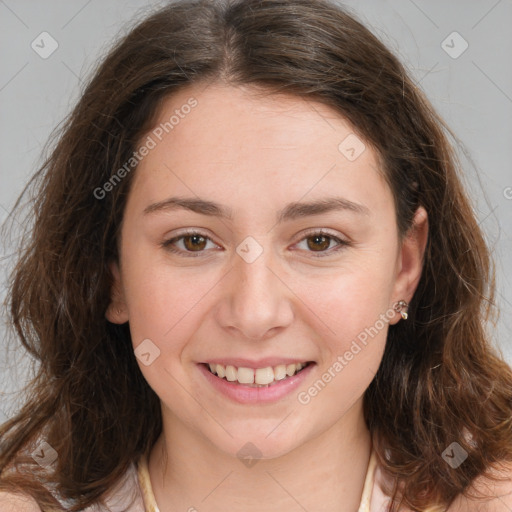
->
[201, 357, 314, 369]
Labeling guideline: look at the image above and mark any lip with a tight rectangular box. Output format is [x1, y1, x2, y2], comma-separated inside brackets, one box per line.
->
[198, 361, 315, 404]
[202, 357, 312, 369]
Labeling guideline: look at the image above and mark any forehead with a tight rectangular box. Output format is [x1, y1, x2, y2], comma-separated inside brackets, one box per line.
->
[130, 83, 392, 219]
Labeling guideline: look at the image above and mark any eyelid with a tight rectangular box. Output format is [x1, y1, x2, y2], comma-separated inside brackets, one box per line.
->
[295, 227, 346, 242]
[161, 228, 221, 257]
[162, 227, 350, 257]
[291, 228, 349, 257]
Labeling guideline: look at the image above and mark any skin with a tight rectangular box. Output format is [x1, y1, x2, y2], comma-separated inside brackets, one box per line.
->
[106, 82, 429, 512]
[2, 84, 511, 512]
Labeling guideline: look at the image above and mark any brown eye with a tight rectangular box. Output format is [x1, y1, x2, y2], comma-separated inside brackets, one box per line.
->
[182, 234, 207, 251]
[294, 230, 349, 258]
[162, 232, 218, 257]
[306, 234, 332, 252]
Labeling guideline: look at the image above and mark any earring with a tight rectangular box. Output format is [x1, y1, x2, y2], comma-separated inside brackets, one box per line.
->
[394, 300, 409, 320]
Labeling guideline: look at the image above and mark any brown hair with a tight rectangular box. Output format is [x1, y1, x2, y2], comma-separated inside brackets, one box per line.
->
[1, 0, 511, 510]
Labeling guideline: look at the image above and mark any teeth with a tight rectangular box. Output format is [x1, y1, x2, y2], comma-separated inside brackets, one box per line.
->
[216, 364, 225, 378]
[274, 364, 287, 381]
[286, 364, 297, 376]
[207, 361, 309, 385]
[237, 367, 255, 384]
[255, 367, 274, 385]
[225, 365, 237, 382]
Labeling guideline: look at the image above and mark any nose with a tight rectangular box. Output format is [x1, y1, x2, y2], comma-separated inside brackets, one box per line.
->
[215, 243, 295, 341]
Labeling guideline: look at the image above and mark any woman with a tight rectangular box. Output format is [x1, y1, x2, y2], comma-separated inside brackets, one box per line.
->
[1, 0, 511, 510]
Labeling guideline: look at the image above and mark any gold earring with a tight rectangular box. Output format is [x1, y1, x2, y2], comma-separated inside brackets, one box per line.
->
[394, 300, 409, 320]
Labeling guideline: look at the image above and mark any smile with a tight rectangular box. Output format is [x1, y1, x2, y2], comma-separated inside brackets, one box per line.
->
[205, 361, 311, 387]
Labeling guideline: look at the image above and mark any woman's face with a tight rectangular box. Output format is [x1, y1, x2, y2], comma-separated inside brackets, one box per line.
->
[108, 83, 427, 459]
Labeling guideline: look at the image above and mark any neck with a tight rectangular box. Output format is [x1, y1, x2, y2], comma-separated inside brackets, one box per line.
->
[149, 398, 372, 512]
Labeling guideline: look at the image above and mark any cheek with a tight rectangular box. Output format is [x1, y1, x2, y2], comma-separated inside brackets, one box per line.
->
[294, 269, 392, 416]
[120, 245, 221, 347]
[123, 245, 397, 352]
[290, 259, 396, 407]
[294, 258, 396, 345]
[121, 259, 211, 406]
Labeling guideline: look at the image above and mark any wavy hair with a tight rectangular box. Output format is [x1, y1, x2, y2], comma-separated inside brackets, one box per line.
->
[1, 0, 511, 510]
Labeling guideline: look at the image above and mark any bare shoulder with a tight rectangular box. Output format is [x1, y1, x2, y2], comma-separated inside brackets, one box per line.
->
[0, 492, 42, 512]
[447, 461, 512, 512]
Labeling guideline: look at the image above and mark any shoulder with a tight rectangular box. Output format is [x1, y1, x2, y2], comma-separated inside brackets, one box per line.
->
[371, 457, 512, 512]
[102, 460, 146, 511]
[447, 461, 512, 512]
[0, 492, 42, 512]
[0, 461, 143, 512]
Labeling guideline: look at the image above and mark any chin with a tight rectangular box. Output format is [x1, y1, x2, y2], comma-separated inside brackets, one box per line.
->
[206, 419, 313, 463]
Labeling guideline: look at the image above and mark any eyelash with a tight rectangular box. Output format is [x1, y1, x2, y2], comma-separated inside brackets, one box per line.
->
[161, 229, 350, 258]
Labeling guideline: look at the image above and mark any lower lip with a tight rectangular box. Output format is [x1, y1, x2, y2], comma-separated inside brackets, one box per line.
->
[198, 363, 315, 404]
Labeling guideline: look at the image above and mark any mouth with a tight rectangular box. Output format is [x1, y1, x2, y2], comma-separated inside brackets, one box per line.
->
[202, 361, 313, 387]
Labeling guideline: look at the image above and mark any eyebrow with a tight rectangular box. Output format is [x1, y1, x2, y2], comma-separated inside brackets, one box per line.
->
[143, 195, 370, 222]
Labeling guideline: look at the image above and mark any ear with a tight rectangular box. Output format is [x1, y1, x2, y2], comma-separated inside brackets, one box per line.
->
[105, 260, 129, 324]
[389, 206, 428, 325]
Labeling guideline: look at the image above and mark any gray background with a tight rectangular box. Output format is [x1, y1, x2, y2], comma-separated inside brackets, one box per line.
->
[1, 0, 511, 420]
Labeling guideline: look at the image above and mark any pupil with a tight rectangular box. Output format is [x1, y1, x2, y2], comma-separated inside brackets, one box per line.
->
[308, 235, 329, 251]
[185, 235, 206, 251]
